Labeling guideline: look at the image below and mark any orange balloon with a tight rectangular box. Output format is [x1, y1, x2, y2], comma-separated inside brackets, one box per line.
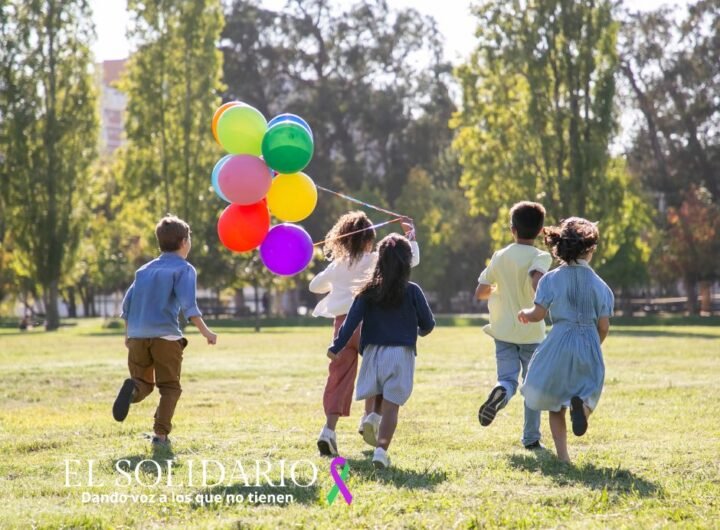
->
[212, 101, 243, 144]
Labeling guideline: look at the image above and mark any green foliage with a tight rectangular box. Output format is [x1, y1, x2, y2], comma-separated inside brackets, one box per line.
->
[122, 0, 226, 286]
[222, 0, 482, 304]
[453, 0, 651, 288]
[619, 1, 720, 305]
[0, 0, 98, 328]
[620, 1, 720, 206]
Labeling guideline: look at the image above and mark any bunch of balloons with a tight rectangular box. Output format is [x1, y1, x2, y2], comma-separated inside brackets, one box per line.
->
[210, 101, 318, 276]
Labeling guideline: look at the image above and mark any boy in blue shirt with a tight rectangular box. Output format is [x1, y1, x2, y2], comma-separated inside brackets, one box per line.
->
[113, 215, 217, 448]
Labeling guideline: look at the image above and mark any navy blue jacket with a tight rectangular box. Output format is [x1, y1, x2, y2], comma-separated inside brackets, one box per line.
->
[329, 282, 435, 355]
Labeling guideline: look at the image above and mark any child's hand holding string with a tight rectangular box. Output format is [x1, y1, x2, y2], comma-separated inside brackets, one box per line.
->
[400, 216, 415, 241]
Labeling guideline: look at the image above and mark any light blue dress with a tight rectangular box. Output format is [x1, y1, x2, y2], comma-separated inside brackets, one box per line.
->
[521, 260, 614, 412]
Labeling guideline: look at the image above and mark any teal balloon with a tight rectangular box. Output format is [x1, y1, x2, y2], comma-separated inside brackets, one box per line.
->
[261, 121, 314, 174]
[211, 155, 232, 202]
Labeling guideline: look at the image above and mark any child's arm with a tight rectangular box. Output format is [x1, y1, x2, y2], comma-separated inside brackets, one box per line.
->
[475, 253, 497, 300]
[176, 266, 216, 345]
[414, 285, 435, 336]
[120, 283, 134, 348]
[518, 304, 547, 323]
[190, 316, 217, 345]
[475, 283, 493, 300]
[400, 217, 421, 268]
[309, 262, 335, 294]
[327, 296, 365, 360]
[597, 317, 610, 344]
[530, 271, 544, 292]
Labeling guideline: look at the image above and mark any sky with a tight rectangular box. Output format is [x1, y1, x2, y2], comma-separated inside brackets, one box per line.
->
[89, 0, 687, 63]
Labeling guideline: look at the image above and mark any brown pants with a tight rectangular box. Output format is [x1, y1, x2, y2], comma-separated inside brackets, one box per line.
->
[127, 338, 187, 436]
[323, 315, 361, 417]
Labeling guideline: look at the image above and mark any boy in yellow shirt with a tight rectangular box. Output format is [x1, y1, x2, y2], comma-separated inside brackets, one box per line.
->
[475, 201, 551, 449]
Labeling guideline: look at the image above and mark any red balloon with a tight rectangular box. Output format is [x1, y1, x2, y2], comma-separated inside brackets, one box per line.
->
[217, 200, 270, 252]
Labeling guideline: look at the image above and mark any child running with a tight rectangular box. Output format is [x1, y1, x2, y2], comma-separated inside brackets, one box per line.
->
[518, 217, 614, 463]
[113, 215, 217, 450]
[475, 201, 552, 449]
[310, 211, 419, 456]
[327, 234, 435, 469]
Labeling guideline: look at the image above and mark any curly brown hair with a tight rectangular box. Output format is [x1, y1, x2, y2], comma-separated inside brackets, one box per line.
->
[323, 211, 376, 265]
[544, 217, 599, 263]
[357, 234, 412, 308]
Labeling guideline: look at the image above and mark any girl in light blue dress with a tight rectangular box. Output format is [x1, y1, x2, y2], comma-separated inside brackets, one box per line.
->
[518, 217, 614, 463]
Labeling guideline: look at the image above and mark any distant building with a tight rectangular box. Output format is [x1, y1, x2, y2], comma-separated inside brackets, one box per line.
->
[97, 59, 127, 154]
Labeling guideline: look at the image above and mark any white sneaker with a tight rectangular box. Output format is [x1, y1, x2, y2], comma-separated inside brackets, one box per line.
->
[358, 414, 366, 434]
[317, 427, 338, 456]
[361, 412, 381, 447]
[372, 447, 390, 469]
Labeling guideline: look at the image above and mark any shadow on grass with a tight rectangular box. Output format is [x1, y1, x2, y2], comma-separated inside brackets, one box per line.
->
[507, 452, 660, 496]
[191, 483, 319, 508]
[343, 452, 448, 490]
[115, 448, 177, 477]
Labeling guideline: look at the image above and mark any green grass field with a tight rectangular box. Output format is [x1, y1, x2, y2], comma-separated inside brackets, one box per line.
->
[0, 319, 718, 529]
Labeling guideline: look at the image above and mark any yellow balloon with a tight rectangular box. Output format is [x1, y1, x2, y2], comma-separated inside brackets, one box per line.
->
[267, 172, 318, 222]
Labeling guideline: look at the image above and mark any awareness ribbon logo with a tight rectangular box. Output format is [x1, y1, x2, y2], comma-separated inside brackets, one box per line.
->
[326, 456, 352, 505]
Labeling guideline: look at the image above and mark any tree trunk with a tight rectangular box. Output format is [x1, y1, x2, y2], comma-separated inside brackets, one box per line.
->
[699, 281, 712, 314]
[44, 279, 60, 330]
[64, 286, 77, 318]
[684, 277, 698, 316]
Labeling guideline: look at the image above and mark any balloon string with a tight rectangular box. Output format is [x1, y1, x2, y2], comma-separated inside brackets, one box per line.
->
[316, 185, 405, 218]
[313, 218, 403, 247]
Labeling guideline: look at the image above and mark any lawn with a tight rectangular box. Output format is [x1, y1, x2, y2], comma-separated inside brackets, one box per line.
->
[0, 319, 718, 529]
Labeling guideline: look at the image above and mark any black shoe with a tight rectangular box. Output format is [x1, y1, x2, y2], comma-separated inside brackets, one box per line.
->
[524, 441, 545, 450]
[478, 385, 507, 426]
[112, 379, 136, 422]
[570, 396, 588, 436]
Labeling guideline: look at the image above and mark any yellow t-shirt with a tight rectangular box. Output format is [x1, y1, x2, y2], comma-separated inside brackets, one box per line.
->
[478, 243, 552, 344]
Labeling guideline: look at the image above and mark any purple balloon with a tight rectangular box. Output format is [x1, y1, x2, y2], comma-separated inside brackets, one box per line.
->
[260, 224, 314, 276]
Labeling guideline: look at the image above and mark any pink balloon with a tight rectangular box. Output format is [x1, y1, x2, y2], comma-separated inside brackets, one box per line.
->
[217, 155, 272, 205]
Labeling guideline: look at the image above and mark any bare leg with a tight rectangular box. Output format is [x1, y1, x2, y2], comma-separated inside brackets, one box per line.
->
[372, 395, 384, 415]
[549, 408, 571, 463]
[325, 414, 340, 431]
[365, 397, 376, 416]
[377, 400, 399, 450]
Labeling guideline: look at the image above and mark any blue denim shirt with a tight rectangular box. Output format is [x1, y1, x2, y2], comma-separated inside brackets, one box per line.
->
[121, 253, 202, 338]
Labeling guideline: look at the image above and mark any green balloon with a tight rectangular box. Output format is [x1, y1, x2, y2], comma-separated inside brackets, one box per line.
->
[261, 121, 314, 174]
[217, 105, 267, 156]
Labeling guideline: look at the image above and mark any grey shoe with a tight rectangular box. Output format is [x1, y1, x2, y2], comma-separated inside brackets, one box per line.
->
[524, 440, 546, 451]
[151, 436, 171, 449]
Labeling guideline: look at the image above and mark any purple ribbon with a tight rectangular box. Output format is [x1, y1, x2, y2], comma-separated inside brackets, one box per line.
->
[327, 456, 352, 505]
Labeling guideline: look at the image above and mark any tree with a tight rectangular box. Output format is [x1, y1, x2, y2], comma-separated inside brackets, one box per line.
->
[620, 1, 720, 207]
[222, 0, 482, 306]
[658, 186, 720, 315]
[122, 0, 225, 282]
[619, 1, 720, 309]
[0, 0, 98, 329]
[453, 0, 651, 290]
[222, 0, 455, 233]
